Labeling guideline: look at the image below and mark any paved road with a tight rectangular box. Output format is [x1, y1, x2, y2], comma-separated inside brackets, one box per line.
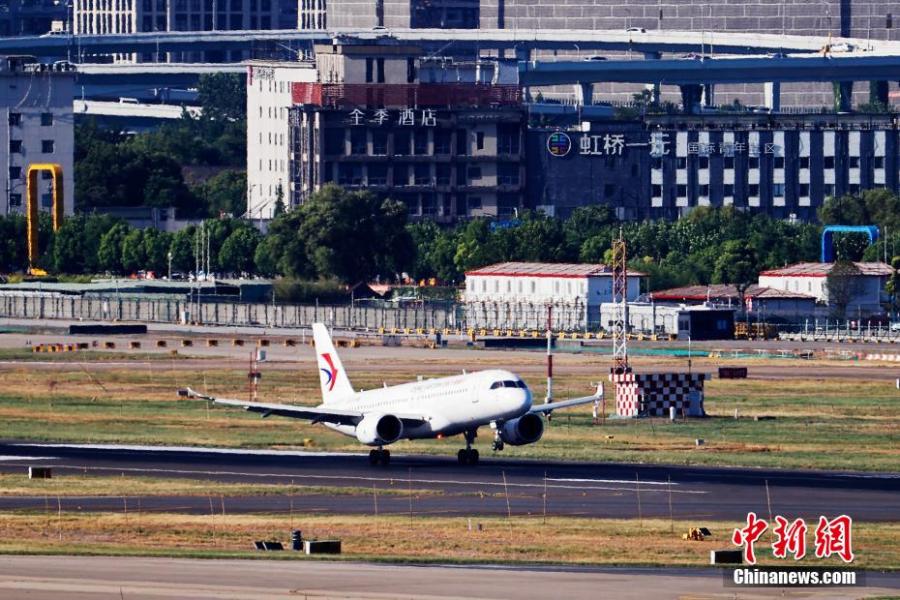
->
[1, 443, 897, 521]
[0, 556, 896, 600]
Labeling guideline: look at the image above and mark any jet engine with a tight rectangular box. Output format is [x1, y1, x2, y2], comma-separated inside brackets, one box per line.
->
[355, 414, 404, 446]
[498, 413, 544, 446]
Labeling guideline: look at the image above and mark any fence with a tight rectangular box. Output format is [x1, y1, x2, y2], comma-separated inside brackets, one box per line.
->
[0, 294, 463, 331]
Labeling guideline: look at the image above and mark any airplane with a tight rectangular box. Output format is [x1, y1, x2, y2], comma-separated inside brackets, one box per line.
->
[179, 323, 601, 466]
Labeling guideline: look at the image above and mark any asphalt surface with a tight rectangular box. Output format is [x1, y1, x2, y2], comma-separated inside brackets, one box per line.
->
[2, 556, 897, 600]
[1, 442, 897, 522]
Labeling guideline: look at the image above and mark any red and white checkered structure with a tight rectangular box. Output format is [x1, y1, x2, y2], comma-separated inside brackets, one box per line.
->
[609, 372, 706, 418]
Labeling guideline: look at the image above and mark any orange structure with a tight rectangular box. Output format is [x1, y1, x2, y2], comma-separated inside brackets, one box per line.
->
[25, 163, 64, 271]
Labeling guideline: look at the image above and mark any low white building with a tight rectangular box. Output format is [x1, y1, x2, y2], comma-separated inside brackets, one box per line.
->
[246, 60, 317, 220]
[758, 262, 891, 318]
[464, 262, 644, 330]
[1, 57, 75, 218]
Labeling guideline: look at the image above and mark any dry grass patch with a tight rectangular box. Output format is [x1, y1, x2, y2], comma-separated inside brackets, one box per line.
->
[0, 512, 895, 569]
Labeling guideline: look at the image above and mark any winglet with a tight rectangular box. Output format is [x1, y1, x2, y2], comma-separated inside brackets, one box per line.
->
[312, 323, 355, 404]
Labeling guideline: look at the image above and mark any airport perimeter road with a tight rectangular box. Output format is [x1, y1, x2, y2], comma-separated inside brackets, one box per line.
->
[0, 556, 897, 600]
[0, 443, 897, 521]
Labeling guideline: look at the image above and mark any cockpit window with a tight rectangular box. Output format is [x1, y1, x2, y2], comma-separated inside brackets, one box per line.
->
[516, 380, 527, 388]
[491, 380, 523, 389]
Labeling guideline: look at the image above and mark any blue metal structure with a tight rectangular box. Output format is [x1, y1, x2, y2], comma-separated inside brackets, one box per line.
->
[821, 225, 879, 262]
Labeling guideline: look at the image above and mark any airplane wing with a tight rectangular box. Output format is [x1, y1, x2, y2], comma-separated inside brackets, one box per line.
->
[178, 388, 428, 427]
[529, 384, 603, 415]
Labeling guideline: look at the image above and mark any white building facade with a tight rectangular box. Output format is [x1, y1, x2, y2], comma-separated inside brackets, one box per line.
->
[464, 262, 643, 330]
[246, 61, 318, 220]
[758, 262, 892, 317]
[1, 57, 75, 218]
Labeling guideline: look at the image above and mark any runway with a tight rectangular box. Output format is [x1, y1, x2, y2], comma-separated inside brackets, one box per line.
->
[0, 442, 897, 521]
[2, 556, 897, 600]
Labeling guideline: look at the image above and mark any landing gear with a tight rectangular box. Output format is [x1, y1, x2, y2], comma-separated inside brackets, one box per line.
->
[457, 430, 479, 465]
[368, 448, 390, 466]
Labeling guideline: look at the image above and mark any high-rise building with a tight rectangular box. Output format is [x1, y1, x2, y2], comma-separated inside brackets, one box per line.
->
[246, 38, 526, 220]
[0, 0, 68, 37]
[0, 57, 75, 218]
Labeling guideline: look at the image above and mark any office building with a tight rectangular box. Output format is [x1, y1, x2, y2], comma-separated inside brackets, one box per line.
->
[0, 57, 75, 218]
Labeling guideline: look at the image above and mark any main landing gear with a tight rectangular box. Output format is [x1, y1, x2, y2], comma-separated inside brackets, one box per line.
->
[369, 447, 390, 466]
[457, 429, 479, 465]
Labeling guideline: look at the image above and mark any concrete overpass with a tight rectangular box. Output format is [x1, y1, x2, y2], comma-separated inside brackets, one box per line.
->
[5, 27, 900, 58]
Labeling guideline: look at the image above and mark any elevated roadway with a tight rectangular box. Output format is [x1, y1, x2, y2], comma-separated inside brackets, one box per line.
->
[4, 27, 900, 58]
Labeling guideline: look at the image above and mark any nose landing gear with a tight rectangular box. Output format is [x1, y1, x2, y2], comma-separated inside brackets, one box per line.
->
[368, 447, 390, 466]
[457, 429, 479, 465]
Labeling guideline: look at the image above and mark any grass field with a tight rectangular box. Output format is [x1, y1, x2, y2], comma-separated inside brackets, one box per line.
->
[0, 512, 895, 569]
[0, 351, 897, 471]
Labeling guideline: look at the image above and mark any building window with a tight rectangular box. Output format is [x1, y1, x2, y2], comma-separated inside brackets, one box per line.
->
[476, 131, 484, 150]
[497, 124, 520, 155]
[676, 184, 687, 198]
[338, 163, 363, 186]
[800, 156, 810, 169]
[8, 113, 20, 126]
[824, 184, 835, 198]
[350, 129, 367, 155]
[651, 184, 662, 197]
[774, 156, 785, 169]
[414, 164, 431, 185]
[849, 156, 860, 168]
[723, 156, 734, 169]
[436, 164, 451, 186]
[456, 129, 468, 155]
[413, 130, 428, 155]
[9, 140, 22, 153]
[468, 195, 482, 209]
[724, 184, 734, 197]
[498, 163, 519, 186]
[874, 156, 885, 169]
[434, 130, 451, 155]
[698, 156, 709, 169]
[699, 184, 709, 197]
[394, 131, 410, 156]
[749, 183, 759, 196]
[824, 156, 835, 169]
[9, 193, 22, 207]
[748, 157, 759, 169]
[8, 166, 21, 180]
[467, 166, 482, 180]
[849, 184, 860, 194]
[393, 164, 409, 187]
[406, 58, 416, 83]
[676, 157, 687, 169]
[799, 183, 810, 197]
[376, 58, 385, 83]
[365, 58, 373, 83]
[372, 131, 388, 155]
[773, 183, 785, 197]
[367, 164, 387, 185]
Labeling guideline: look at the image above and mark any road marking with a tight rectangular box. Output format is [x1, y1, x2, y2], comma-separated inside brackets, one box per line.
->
[18, 463, 708, 495]
[0, 456, 57, 461]
[547, 477, 675, 486]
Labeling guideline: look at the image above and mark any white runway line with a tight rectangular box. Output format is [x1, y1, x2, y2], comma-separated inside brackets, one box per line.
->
[24, 463, 708, 495]
[14, 442, 366, 458]
[547, 477, 675, 486]
[0, 456, 58, 461]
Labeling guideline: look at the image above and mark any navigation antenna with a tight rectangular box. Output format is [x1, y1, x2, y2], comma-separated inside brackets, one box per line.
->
[610, 228, 629, 375]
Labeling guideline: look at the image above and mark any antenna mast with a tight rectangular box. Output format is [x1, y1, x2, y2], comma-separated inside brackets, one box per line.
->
[611, 227, 629, 374]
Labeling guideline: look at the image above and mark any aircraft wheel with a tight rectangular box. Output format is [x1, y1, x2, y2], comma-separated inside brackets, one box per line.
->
[469, 449, 479, 465]
[369, 449, 380, 466]
[457, 449, 467, 465]
[381, 449, 391, 466]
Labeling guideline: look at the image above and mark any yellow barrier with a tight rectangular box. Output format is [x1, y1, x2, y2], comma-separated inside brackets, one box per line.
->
[257, 339, 270, 347]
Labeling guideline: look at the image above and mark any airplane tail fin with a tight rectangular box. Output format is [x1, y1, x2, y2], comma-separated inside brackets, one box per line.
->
[312, 323, 355, 404]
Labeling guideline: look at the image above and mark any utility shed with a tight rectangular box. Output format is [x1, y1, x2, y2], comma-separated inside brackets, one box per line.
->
[464, 262, 645, 330]
[600, 302, 735, 340]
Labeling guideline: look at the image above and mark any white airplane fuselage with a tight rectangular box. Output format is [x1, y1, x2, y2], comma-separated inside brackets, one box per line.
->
[323, 369, 532, 442]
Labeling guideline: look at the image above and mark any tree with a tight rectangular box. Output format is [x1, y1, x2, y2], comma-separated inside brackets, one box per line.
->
[219, 226, 262, 275]
[298, 186, 413, 284]
[52, 215, 87, 274]
[143, 229, 172, 275]
[0, 215, 27, 273]
[121, 229, 147, 274]
[97, 222, 131, 274]
[825, 261, 862, 319]
[197, 73, 246, 123]
[712, 240, 759, 318]
[194, 170, 247, 217]
[169, 226, 197, 274]
[886, 256, 900, 318]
